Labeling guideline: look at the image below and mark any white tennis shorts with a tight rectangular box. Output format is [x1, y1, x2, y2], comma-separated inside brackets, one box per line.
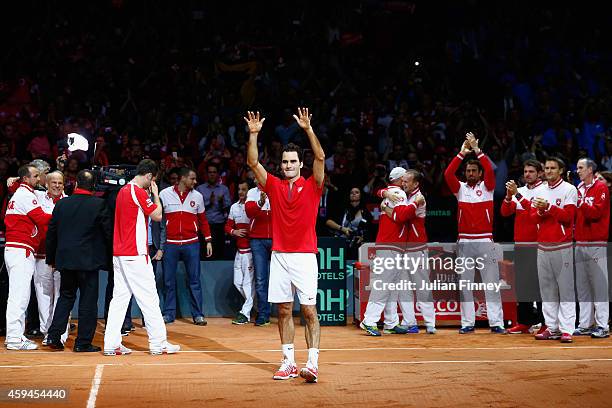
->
[268, 251, 318, 305]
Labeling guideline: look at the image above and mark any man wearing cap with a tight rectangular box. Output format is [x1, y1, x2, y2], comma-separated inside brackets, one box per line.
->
[359, 167, 411, 336]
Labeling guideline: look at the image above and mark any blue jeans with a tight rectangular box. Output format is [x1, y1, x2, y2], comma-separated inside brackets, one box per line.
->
[162, 242, 203, 321]
[250, 238, 272, 320]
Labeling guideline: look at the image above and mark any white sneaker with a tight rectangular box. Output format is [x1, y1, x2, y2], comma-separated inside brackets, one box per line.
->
[42, 335, 49, 346]
[150, 341, 180, 355]
[6, 338, 38, 350]
[103, 344, 133, 356]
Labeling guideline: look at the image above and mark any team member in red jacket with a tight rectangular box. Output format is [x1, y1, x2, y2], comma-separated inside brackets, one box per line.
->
[574, 158, 610, 338]
[380, 169, 437, 334]
[159, 167, 212, 325]
[4, 164, 51, 350]
[360, 167, 410, 337]
[444, 133, 505, 334]
[531, 157, 577, 343]
[225, 181, 255, 325]
[501, 160, 547, 334]
[245, 183, 273, 326]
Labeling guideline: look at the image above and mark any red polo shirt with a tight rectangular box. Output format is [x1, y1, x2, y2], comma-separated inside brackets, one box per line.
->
[262, 173, 323, 253]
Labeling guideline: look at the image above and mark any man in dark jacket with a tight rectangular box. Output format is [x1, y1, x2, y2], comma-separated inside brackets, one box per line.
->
[45, 170, 113, 352]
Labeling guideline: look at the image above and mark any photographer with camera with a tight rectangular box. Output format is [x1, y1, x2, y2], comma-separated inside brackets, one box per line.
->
[325, 187, 373, 260]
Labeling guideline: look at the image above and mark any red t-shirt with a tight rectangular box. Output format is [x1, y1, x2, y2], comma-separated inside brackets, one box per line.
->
[113, 182, 157, 256]
[262, 174, 323, 253]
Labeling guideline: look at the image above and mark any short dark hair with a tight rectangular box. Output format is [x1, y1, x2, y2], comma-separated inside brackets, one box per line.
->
[406, 169, 423, 184]
[179, 167, 195, 178]
[578, 157, 597, 172]
[18, 164, 35, 180]
[281, 143, 303, 162]
[545, 156, 566, 171]
[465, 159, 483, 172]
[76, 169, 96, 191]
[523, 159, 543, 172]
[136, 159, 158, 176]
[207, 164, 219, 173]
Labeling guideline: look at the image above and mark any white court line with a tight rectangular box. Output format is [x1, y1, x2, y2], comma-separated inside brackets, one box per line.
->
[86, 364, 104, 408]
[2, 358, 612, 369]
[9, 344, 612, 355]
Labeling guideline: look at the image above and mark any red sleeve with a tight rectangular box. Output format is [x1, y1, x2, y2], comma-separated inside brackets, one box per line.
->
[530, 205, 548, 221]
[392, 203, 417, 224]
[500, 198, 517, 217]
[308, 175, 324, 196]
[478, 152, 495, 192]
[27, 206, 52, 227]
[134, 186, 157, 216]
[8, 181, 21, 195]
[198, 211, 212, 241]
[261, 173, 279, 196]
[581, 184, 609, 221]
[444, 154, 464, 194]
[245, 201, 262, 218]
[548, 204, 576, 224]
[224, 216, 235, 236]
[375, 187, 390, 199]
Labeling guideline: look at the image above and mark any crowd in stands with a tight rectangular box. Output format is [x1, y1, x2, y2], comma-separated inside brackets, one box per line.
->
[1, 1, 611, 254]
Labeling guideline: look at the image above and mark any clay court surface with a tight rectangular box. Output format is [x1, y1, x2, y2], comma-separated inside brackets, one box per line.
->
[1, 319, 611, 407]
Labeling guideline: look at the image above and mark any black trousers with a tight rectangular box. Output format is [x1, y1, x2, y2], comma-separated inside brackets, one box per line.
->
[515, 246, 544, 326]
[48, 269, 99, 347]
[207, 223, 226, 260]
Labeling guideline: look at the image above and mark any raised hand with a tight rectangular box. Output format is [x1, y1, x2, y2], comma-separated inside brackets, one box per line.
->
[150, 180, 159, 197]
[466, 132, 480, 152]
[461, 140, 472, 155]
[243, 111, 266, 134]
[293, 107, 312, 130]
[505, 180, 518, 197]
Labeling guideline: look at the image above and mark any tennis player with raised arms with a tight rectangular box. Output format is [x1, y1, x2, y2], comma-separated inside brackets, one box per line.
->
[245, 108, 325, 383]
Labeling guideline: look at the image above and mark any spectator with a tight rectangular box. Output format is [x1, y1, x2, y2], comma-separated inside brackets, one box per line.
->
[196, 163, 231, 260]
[325, 187, 373, 259]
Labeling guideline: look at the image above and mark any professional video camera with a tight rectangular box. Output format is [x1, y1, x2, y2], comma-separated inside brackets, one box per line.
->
[92, 165, 137, 193]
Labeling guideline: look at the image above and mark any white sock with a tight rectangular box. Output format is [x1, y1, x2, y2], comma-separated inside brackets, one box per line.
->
[307, 348, 319, 369]
[282, 344, 295, 363]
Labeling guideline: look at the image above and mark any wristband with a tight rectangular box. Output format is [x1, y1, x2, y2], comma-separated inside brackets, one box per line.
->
[514, 193, 523, 201]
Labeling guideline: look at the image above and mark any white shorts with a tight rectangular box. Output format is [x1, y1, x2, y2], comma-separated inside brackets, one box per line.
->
[268, 251, 318, 305]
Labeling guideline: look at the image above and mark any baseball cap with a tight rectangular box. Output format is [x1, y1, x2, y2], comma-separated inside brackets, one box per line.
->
[389, 167, 407, 181]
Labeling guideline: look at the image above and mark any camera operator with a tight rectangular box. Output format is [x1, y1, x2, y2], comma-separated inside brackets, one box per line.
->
[364, 164, 389, 201]
[325, 187, 373, 259]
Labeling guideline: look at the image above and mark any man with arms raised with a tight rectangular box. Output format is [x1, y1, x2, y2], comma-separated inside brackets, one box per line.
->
[246, 108, 324, 383]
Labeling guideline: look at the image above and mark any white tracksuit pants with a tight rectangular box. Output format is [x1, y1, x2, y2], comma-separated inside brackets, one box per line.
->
[575, 245, 609, 330]
[457, 240, 504, 328]
[4, 247, 36, 344]
[537, 247, 576, 334]
[234, 251, 255, 320]
[363, 249, 402, 328]
[33, 259, 68, 342]
[104, 256, 167, 350]
[386, 249, 436, 328]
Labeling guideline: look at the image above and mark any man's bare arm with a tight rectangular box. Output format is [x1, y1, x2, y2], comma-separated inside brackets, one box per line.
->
[245, 111, 268, 188]
[293, 107, 325, 187]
